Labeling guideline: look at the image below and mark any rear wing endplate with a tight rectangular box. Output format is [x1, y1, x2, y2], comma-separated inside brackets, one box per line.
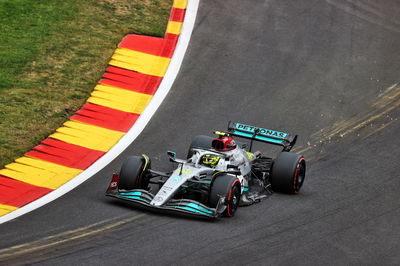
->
[226, 122, 297, 152]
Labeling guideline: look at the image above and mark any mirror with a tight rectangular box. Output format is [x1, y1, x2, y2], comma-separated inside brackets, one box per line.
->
[167, 150, 177, 162]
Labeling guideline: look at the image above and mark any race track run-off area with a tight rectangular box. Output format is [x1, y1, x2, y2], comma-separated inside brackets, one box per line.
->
[1, 0, 400, 265]
[0, 0, 191, 223]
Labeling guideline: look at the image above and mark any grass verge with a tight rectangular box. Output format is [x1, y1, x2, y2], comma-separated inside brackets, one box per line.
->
[0, 0, 173, 168]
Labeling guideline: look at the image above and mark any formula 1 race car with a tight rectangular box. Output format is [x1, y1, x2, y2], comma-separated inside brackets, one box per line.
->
[106, 122, 306, 218]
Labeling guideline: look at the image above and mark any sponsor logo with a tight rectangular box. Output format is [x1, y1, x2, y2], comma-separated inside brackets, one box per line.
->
[236, 123, 287, 139]
[173, 169, 192, 175]
[110, 181, 117, 188]
[171, 176, 182, 182]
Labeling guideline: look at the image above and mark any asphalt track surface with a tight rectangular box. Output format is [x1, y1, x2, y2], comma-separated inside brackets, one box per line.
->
[1, 0, 400, 265]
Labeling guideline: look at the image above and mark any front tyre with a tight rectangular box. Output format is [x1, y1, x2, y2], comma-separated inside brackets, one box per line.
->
[209, 175, 241, 217]
[118, 156, 151, 191]
[270, 152, 306, 194]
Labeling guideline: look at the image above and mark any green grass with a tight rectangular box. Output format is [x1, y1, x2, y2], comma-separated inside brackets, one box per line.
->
[0, 0, 173, 168]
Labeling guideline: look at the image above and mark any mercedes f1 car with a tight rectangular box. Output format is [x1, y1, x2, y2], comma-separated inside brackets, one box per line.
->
[106, 122, 306, 218]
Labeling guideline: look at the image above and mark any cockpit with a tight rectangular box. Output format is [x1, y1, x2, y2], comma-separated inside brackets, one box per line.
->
[189, 148, 227, 169]
[199, 154, 221, 168]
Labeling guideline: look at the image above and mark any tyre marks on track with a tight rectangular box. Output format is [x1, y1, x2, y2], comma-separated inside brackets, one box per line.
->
[0, 214, 146, 265]
[293, 82, 400, 159]
[325, 0, 400, 33]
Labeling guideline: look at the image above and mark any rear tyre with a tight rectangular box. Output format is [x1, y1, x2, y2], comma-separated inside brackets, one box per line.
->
[209, 175, 241, 217]
[187, 135, 214, 158]
[270, 152, 306, 194]
[118, 156, 151, 190]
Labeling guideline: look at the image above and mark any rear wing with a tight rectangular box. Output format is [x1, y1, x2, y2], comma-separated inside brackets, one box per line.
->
[226, 122, 298, 152]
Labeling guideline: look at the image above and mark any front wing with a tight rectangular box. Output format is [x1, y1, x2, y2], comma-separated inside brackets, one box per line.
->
[106, 189, 225, 218]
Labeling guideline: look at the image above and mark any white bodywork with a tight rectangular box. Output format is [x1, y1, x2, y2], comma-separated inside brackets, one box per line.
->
[150, 147, 254, 207]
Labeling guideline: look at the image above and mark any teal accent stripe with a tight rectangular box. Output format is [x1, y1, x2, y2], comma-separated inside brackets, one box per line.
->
[243, 187, 249, 191]
[120, 191, 142, 196]
[171, 203, 214, 215]
[233, 130, 284, 144]
[186, 203, 213, 214]
[120, 192, 150, 203]
[173, 206, 212, 215]
[121, 195, 147, 201]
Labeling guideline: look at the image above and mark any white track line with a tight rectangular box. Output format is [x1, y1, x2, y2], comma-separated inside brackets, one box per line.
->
[0, 0, 200, 225]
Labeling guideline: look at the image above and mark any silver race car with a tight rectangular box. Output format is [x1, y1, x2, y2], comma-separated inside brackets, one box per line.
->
[105, 122, 306, 218]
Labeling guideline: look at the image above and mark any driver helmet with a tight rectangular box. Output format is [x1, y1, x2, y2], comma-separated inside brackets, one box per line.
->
[201, 154, 221, 167]
[212, 136, 237, 152]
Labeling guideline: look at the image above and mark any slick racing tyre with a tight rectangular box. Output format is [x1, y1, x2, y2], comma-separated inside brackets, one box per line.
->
[270, 152, 306, 194]
[118, 156, 151, 190]
[209, 175, 241, 217]
[187, 135, 214, 158]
